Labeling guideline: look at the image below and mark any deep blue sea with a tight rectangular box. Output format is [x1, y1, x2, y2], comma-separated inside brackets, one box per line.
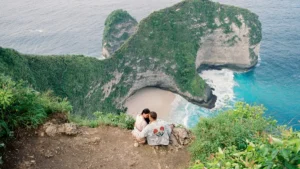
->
[1, 0, 299, 129]
[216, 0, 300, 129]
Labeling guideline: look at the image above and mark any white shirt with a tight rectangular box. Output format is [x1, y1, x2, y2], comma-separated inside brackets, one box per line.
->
[138, 120, 171, 146]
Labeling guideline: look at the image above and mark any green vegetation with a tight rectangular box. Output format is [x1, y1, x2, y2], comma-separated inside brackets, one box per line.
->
[115, 0, 261, 96]
[103, 9, 137, 44]
[0, 75, 72, 164]
[0, 75, 72, 137]
[0, 0, 262, 118]
[189, 102, 300, 168]
[69, 112, 135, 129]
[0, 47, 127, 115]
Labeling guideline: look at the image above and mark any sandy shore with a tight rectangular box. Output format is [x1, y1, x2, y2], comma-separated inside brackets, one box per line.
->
[125, 87, 176, 121]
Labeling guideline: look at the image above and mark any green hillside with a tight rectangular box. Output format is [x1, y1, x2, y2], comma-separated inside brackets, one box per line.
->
[0, 0, 262, 117]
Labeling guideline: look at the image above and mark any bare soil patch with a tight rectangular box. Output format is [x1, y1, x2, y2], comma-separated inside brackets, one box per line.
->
[3, 125, 190, 169]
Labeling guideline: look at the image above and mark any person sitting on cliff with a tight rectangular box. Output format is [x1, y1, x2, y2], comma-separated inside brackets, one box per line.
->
[132, 108, 150, 142]
[136, 111, 172, 146]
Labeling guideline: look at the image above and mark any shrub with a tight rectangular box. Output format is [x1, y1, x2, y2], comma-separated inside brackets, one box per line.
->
[69, 112, 135, 130]
[191, 128, 300, 168]
[0, 74, 72, 165]
[0, 74, 72, 137]
[189, 102, 276, 161]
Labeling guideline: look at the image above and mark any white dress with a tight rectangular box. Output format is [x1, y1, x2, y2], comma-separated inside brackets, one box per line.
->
[132, 114, 147, 137]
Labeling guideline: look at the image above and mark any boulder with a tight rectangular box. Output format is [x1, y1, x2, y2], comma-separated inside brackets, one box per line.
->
[63, 123, 78, 136]
[42, 122, 79, 137]
[170, 127, 192, 147]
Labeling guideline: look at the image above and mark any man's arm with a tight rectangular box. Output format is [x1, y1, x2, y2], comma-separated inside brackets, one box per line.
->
[137, 125, 149, 139]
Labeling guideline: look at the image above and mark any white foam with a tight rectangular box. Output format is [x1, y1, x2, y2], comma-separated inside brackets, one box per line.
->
[183, 103, 190, 127]
[199, 69, 236, 110]
[168, 69, 237, 128]
[29, 29, 45, 33]
[169, 95, 188, 125]
[256, 54, 261, 67]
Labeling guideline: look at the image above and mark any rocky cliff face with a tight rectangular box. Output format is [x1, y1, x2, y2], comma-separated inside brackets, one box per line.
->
[0, 0, 262, 115]
[119, 70, 215, 109]
[102, 0, 261, 110]
[102, 10, 138, 58]
[196, 16, 261, 71]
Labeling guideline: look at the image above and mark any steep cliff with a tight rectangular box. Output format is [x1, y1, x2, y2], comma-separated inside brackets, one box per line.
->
[102, 10, 138, 58]
[0, 0, 261, 116]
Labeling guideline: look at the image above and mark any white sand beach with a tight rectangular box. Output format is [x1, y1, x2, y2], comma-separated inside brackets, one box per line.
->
[125, 87, 176, 121]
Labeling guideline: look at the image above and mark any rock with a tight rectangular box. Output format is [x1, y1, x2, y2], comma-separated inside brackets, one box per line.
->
[133, 142, 139, 147]
[128, 161, 137, 167]
[157, 163, 162, 169]
[43, 122, 78, 137]
[44, 150, 54, 158]
[170, 127, 191, 146]
[63, 123, 78, 136]
[102, 9, 138, 58]
[196, 18, 260, 71]
[24, 161, 31, 167]
[89, 137, 101, 144]
[45, 124, 57, 137]
[170, 133, 179, 146]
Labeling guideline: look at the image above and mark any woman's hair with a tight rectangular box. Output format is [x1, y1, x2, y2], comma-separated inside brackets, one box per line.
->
[142, 108, 150, 124]
[141, 108, 150, 115]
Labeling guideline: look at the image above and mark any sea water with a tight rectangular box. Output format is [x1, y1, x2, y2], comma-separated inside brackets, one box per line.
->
[177, 0, 300, 129]
[1, 0, 299, 129]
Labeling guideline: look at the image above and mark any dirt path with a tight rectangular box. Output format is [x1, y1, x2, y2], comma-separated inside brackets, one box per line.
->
[3, 126, 191, 169]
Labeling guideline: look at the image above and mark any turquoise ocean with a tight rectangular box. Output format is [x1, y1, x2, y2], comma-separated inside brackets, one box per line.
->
[1, 0, 299, 129]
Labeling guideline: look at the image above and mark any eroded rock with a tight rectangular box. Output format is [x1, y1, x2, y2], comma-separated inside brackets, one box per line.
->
[43, 122, 79, 137]
[102, 9, 138, 58]
[170, 127, 192, 147]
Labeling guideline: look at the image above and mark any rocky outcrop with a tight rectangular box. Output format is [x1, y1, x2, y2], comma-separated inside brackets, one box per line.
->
[196, 15, 261, 71]
[119, 70, 215, 108]
[0, 0, 262, 115]
[42, 122, 79, 137]
[102, 10, 138, 58]
[101, 1, 261, 110]
[170, 127, 193, 147]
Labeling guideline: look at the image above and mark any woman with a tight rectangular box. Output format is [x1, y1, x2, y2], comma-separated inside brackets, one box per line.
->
[132, 108, 150, 143]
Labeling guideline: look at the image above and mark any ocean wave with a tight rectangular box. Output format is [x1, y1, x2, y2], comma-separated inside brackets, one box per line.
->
[256, 54, 261, 67]
[29, 29, 45, 33]
[169, 69, 237, 128]
[199, 69, 236, 110]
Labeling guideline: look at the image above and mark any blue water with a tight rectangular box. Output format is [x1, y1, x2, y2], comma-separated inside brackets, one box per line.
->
[218, 0, 300, 129]
[175, 0, 300, 129]
[1, 0, 300, 128]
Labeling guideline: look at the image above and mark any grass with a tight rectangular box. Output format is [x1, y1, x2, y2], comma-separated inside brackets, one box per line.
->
[69, 112, 135, 130]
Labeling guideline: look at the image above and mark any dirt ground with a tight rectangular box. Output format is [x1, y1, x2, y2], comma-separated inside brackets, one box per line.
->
[3, 125, 191, 169]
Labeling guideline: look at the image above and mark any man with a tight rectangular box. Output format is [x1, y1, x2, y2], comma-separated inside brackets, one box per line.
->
[137, 111, 172, 146]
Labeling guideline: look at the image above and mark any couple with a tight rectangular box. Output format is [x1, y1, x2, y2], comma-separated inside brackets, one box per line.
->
[132, 108, 173, 146]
